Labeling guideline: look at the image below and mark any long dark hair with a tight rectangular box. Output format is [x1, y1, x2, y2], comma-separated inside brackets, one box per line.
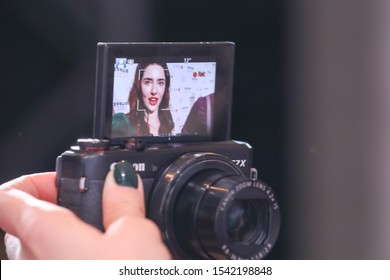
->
[127, 62, 174, 136]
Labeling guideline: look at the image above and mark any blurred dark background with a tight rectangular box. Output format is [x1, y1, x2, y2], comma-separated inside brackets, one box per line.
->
[2, 0, 390, 260]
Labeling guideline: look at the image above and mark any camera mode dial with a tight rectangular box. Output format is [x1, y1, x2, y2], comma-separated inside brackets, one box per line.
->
[76, 138, 110, 151]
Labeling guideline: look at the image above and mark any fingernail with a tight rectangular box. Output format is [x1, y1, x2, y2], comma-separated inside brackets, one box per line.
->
[113, 160, 138, 188]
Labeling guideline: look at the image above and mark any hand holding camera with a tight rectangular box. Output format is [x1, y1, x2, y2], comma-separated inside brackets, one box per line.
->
[57, 42, 281, 260]
[0, 170, 171, 259]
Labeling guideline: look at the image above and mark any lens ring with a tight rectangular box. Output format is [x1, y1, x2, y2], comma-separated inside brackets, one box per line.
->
[210, 177, 280, 260]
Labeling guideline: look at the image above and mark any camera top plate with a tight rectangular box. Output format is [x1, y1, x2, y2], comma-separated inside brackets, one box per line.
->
[93, 42, 235, 144]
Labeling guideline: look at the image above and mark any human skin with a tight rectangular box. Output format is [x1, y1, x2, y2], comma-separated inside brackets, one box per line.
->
[0, 171, 171, 259]
[140, 64, 166, 136]
[141, 64, 166, 113]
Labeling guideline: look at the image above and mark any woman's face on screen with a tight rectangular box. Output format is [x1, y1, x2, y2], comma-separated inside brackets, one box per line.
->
[140, 64, 166, 113]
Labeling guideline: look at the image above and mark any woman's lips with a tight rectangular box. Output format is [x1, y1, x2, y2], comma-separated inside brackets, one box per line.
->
[148, 97, 159, 106]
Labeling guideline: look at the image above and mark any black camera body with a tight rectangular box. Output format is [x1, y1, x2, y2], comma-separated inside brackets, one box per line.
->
[57, 139, 279, 259]
[56, 42, 281, 260]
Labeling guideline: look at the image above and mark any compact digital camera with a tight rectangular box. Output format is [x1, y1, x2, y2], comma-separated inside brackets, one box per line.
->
[56, 42, 281, 260]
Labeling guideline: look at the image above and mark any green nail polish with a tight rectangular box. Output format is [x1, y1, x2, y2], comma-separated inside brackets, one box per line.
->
[113, 160, 138, 188]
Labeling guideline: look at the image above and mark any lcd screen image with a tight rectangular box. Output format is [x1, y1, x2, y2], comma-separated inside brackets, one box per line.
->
[111, 58, 216, 139]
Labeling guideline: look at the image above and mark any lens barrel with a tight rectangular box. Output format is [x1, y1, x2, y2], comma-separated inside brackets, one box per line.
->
[148, 152, 281, 260]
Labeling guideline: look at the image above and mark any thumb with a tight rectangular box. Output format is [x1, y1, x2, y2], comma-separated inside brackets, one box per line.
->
[102, 161, 145, 229]
[101, 160, 171, 259]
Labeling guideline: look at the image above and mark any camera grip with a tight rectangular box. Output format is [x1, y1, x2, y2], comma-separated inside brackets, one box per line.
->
[58, 177, 104, 231]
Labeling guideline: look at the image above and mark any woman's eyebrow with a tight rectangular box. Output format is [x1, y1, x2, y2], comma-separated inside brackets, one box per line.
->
[142, 77, 165, 81]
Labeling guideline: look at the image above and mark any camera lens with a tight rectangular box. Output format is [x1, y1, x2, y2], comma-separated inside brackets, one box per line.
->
[148, 152, 281, 260]
[191, 174, 279, 259]
[226, 199, 268, 245]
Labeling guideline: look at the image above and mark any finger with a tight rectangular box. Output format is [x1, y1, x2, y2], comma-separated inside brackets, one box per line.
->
[0, 172, 57, 204]
[0, 185, 104, 259]
[102, 161, 145, 229]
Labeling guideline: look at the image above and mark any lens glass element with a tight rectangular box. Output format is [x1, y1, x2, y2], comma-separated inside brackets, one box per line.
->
[226, 199, 269, 245]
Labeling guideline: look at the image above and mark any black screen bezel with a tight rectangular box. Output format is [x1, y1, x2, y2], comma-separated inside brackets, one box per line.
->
[93, 42, 235, 144]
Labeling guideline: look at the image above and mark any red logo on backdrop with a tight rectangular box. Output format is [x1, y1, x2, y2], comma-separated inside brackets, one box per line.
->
[193, 71, 206, 78]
